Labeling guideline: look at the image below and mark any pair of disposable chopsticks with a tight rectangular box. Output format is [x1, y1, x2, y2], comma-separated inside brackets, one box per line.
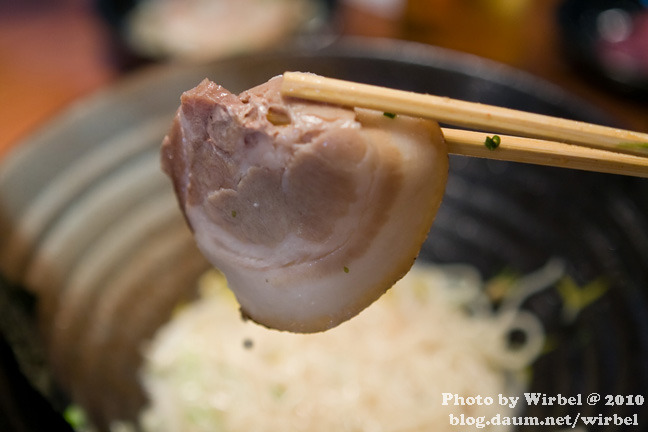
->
[280, 72, 648, 178]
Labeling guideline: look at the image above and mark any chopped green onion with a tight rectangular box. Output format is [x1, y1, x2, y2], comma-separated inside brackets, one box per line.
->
[343, 266, 350, 273]
[618, 142, 648, 151]
[231, 210, 237, 218]
[484, 135, 501, 150]
[383, 112, 396, 119]
[63, 404, 88, 430]
[271, 383, 287, 399]
[557, 276, 608, 323]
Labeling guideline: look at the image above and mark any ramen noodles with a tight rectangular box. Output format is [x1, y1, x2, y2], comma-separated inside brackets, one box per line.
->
[137, 261, 562, 432]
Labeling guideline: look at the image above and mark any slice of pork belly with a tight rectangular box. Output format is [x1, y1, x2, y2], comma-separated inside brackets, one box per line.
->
[161, 75, 448, 332]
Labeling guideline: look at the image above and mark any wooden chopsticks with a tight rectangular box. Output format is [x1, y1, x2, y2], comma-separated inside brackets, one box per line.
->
[281, 72, 648, 178]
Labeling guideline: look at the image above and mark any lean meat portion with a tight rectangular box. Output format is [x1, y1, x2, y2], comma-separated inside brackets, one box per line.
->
[161, 75, 448, 332]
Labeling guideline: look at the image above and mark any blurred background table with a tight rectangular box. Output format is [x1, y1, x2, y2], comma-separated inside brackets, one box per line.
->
[1, 0, 647, 159]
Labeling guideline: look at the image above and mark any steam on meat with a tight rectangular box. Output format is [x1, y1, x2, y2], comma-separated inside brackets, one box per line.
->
[161, 75, 448, 333]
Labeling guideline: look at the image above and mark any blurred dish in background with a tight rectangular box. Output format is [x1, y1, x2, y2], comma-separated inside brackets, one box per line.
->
[558, 0, 648, 95]
[120, 0, 323, 61]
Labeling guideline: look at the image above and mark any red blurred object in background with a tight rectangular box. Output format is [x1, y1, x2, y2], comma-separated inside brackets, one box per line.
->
[597, 10, 648, 84]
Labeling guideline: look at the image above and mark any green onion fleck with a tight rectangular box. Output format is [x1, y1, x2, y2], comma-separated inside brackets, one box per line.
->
[618, 142, 648, 151]
[557, 276, 608, 323]
[484, 135, 501, 150]
[343, 266, 350, 273]
[271, 383, 287, 399]
[231, 210, 237, 218]
[383, 112, 396, 119]
[63, 405, 88, 429]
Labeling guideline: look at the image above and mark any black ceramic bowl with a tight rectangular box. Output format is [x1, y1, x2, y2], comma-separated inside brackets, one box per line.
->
[1, 38, 647, 431]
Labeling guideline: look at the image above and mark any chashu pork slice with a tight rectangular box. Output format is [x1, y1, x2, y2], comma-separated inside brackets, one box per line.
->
[161, 75, 448, 333]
